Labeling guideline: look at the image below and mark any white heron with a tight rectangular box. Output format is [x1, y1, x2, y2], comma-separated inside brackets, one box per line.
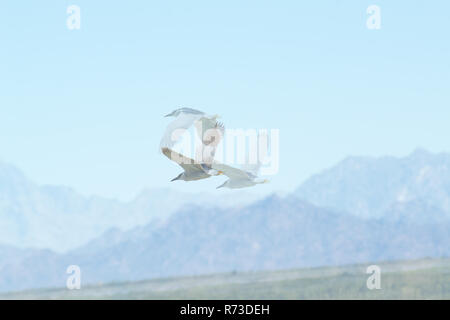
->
[161, 147, 223, 181]
[212, 162, 269, 189]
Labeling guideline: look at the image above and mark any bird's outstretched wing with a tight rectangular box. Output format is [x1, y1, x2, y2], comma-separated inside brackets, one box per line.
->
[160, 113, 203, 148]
[174, 107, 205, 115]
[195, 118, 225, 146]
[195, 118, 225, 165]
[161, 147, 205, 174]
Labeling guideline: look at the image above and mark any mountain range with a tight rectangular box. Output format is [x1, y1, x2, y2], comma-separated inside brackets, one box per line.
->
[1, 149, 450, 292]
[296, 148, 450, 220]
[0, 162, 261, 252]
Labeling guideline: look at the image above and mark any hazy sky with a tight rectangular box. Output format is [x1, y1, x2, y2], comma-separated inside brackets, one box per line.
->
[0, 1, 449, 200]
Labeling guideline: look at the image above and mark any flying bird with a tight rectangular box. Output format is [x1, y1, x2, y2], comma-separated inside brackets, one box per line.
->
[212, 162, 269, 189]
[160, 107, 269, 189]
[161, 147, 223, 182]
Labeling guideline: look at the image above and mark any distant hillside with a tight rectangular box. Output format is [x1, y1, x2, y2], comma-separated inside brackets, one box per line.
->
[0, 161, 261, 252]
[296, 149, 450, 220]
[3, 149, 449, 253]
[1, 195, 449, 293]
[3, 258, 449, 300]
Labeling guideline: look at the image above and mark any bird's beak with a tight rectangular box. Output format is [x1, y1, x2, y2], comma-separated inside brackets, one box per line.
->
[218, 171, 224, 175]
[170, 177, 178, 181]
[164, 113, 173, 117]
[264, 179, 270, 184]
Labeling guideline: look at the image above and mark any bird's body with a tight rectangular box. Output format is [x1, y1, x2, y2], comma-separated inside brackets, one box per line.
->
[212, 163, 268, 189]
[216, 178, 261, 189]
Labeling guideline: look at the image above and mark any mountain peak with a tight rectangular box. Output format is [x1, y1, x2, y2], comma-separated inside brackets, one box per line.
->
[0, 161, 33, 193]
[296, 149, 450, 219]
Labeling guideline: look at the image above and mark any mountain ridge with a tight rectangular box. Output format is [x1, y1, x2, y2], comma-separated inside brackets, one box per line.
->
[0, 162, 262, 252]
[1, 193, 449, 293]
[296, 149, 450, 220]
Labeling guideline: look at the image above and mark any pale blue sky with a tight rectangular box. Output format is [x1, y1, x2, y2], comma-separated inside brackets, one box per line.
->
[0, 1, 449, 200]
